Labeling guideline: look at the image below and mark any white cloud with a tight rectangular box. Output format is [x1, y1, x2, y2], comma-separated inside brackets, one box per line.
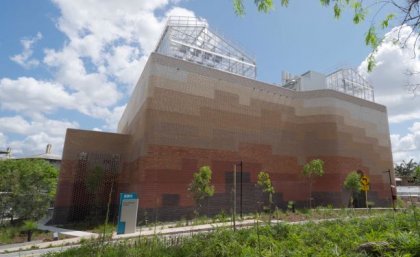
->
[0, 133, 6, 149]
[359, 25, 420, 124]
[0, 77, 76, 116]
[0, 0, 197, 156]
[0, 116, 31, 134]
[8, 133, 66, 156]
[0, 115, 79, 157]
[10, 32, 42, 69]
[390, 122, 420, 163]
[103, 105, 127, 130]
[358, 25, 420, 163]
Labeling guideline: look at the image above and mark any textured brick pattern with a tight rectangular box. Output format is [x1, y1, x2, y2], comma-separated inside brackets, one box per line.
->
[52, 53, 395, 224]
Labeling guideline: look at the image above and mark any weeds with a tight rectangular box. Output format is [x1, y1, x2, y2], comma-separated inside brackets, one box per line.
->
[44, 210, 419, 257]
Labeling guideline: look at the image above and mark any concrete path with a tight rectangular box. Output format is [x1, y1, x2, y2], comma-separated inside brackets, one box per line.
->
[0, 241, 43, 251]
[114, 219, 256, 239]
[0, 245, 75, 257]
[37, 217, 97, 238]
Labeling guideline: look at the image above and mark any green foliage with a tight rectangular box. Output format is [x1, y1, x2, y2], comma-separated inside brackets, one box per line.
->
[333, 2, 341, 19]
[85, 166, 104, 193]
[255, 0, 274, 13]
[280, 0, 288, 7]
[233, 0, 245, 15]
[188, 166, 215, 214]
[45, 211, 420, 257]
[22, 220, 38, 242]
[343, 171, 361, 192]
[365, 27, 378, 48]
[213, 210, 228, 223]
[415, 166, 420, 184]
[287, 201, 295, 212]
[367, 54, 376, 72]
[0, 159, 58, 222]
[381, 14, 395, 29]
[303, 159, 324, 178]
[0, 225, 21, 244]
[257, 171, 275, 215]
[303, 159, 324, 208]
[344, 171, 362, 207]
[22, 220, 38, 231]
[257, 171, 275, 194]
[395, 159, 418, 178]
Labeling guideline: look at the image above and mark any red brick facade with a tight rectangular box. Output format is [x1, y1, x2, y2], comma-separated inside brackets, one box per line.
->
[52, 53, 395, 224]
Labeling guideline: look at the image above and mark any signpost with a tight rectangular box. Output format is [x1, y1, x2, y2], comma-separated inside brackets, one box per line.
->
[233, 164, 236, 231]
[360, 175, 370, 208]
[117, 192, 139, 235]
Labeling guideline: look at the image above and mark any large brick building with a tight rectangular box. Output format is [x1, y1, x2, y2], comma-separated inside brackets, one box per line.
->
[52, 17, 395, 224]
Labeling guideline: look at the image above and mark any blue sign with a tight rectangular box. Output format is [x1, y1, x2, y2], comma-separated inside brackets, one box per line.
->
[117, 192, 139, 235]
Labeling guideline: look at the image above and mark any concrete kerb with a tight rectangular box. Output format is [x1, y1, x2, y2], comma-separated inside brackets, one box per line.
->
[113, 219, 257, 239]
[0, 235, 97, 254]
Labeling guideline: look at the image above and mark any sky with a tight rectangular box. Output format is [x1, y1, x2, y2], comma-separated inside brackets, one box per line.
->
[0, 0, 419, 163]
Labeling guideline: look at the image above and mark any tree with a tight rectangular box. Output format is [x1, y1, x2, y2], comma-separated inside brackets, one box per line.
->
[233, 0, 420, 74]
[22, 220, 38, 242]
[257, 171, 275, 211]
[395, 159, 418, 178]
[414, 166, 420, 185]
[0, 159, 58, 222]
[343, 171, 362, 208]
[303, 159, 325, 208]
[188, 166, 215, 217]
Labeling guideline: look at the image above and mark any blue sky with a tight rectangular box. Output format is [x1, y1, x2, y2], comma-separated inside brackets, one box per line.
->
[0, 0, 419, 163]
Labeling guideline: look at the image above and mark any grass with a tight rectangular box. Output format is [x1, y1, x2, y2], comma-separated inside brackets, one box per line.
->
[269, 206, 396, 222]
[44, 209, 420, 257]
[0, 224, 54, 245]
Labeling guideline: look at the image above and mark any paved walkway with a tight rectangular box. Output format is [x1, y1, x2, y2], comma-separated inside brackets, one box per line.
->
[37, 216, 97, 238]
[114, 219, 256, 239]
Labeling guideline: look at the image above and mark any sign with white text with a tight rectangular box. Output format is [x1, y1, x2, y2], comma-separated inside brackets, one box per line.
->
[117, 193, 139, 235]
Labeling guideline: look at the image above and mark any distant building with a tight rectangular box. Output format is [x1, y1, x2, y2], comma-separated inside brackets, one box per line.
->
[0, 147, 11, 159]
[52, 17, 395, 224]
[2, 144, 61, 168]
[20, 144, 61, 168]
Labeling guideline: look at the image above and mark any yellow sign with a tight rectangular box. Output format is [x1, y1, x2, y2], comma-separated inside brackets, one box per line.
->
[361, 175, 370, 191]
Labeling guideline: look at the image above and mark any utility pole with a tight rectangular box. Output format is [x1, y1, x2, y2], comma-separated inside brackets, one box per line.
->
[384, 169, 396, 211]
[0, 147, 11, 159]
[233, 164, 236, 231]
[240, 160, 243, 219]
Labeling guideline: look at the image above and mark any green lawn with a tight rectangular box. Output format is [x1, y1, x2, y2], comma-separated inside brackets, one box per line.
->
[45, 210, 420, 257]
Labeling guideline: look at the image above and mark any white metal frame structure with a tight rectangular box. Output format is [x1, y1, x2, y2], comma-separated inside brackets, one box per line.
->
[155, 16, 257, 79]
[326, 69, 374, 102]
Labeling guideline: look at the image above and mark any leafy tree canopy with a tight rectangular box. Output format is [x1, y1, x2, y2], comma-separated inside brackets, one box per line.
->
[303, 159, 325, 178]
[302, 159, 324, 208]
[343, 171, 362, 192]
[233, 0, 420, 71]
[0, 159, 58, 222]
[257, 171, 275, 194]
[257, 171, 275, 214]
[395, 159, 418, 177]
[188, 166, 215, 204]
[415, 166, 420, 184]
